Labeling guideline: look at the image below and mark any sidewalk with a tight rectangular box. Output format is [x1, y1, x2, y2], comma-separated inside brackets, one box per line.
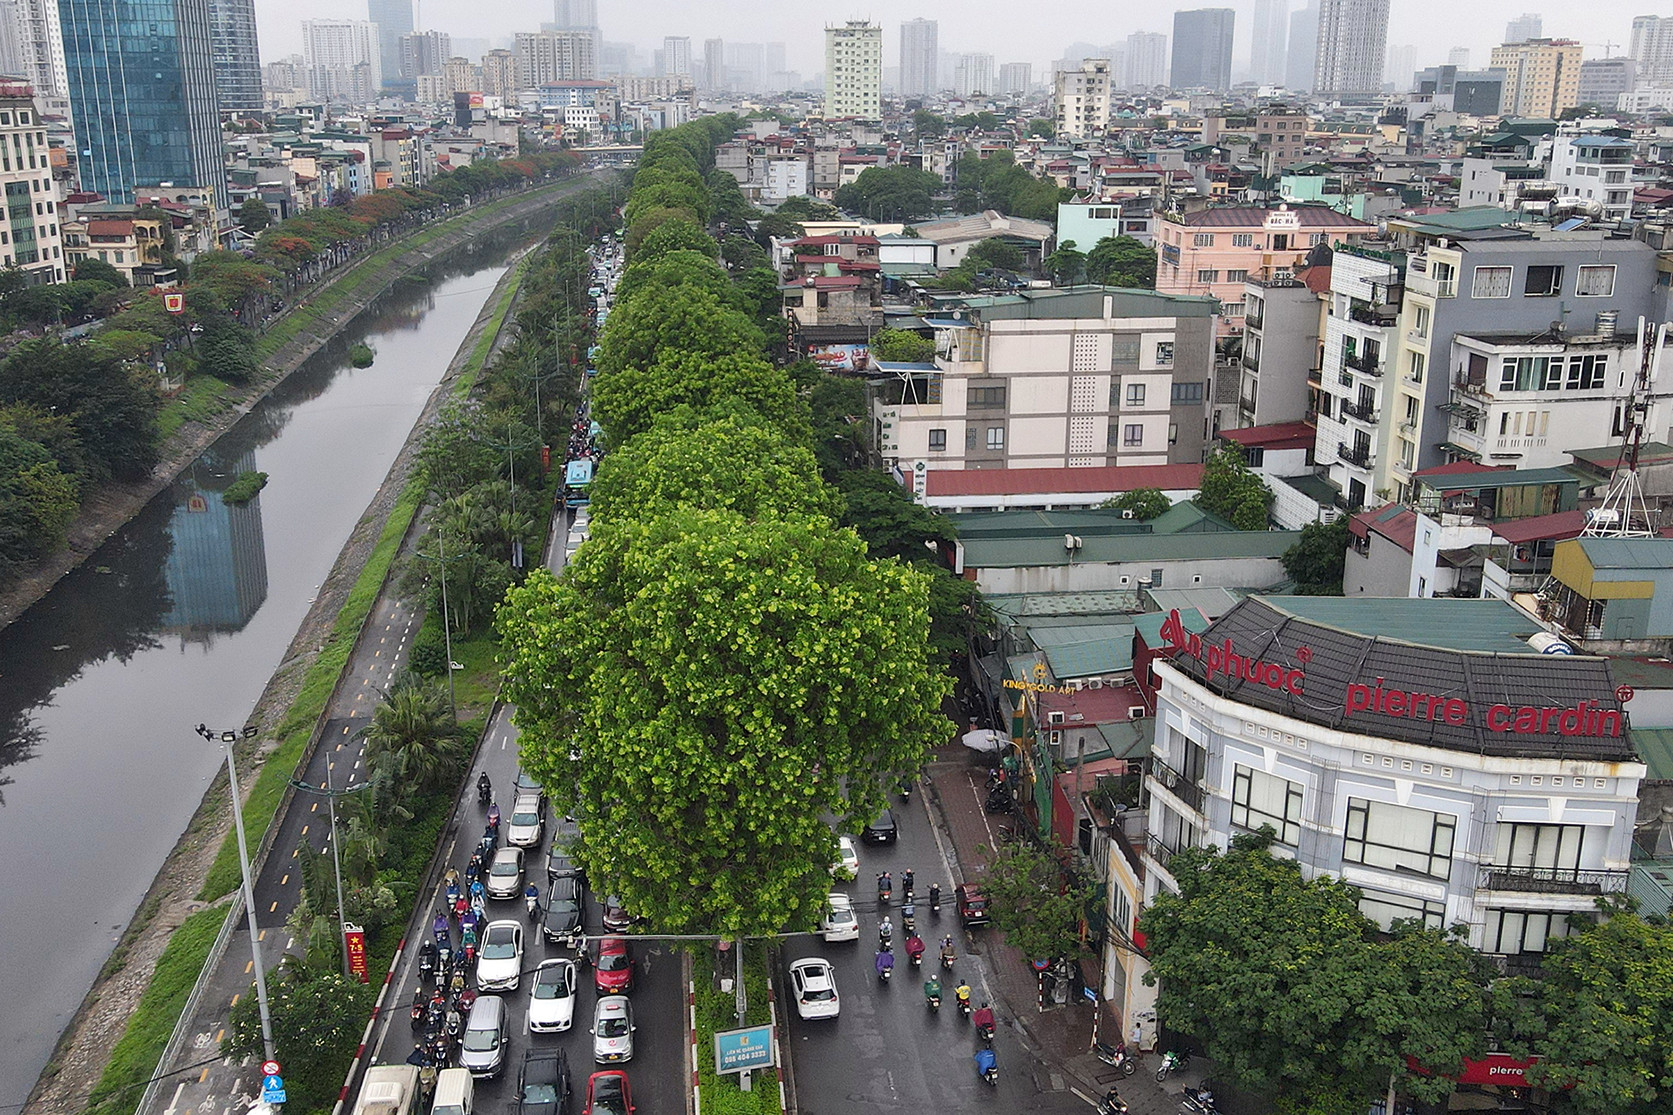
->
[924, 753, 1214, 1115]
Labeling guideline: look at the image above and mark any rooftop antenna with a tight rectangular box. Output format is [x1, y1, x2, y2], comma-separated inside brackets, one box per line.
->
[1582, 314, 1662, 538]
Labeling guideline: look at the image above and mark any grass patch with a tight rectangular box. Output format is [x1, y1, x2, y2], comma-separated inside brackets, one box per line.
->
[83, 903, 230, 1115]
[348, 342, 375, 367]
[157, 375, 236, 440]
[222, 471, 268, 504]
[694, 942, 783, 1115]
[453, 255, 529, 398]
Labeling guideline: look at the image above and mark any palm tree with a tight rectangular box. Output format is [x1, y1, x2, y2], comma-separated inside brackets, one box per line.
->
[359, 678, 467, 802]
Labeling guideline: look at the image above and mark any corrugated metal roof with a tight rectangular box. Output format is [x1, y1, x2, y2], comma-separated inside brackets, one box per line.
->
[1576, 537, 1673, 571]
[1134, 608, 1210, 647]
[1148, 586, 1242, 618]
[1044, 635, 1135, 679]
[962, 529, 1301, 569]
[1628, 728, 1673, 781]
[1029, 623, 1136, 650]
[1262, 595, 1541, 654]
[1628, 861, 1673, 918]
[924, 463, 1205, 498]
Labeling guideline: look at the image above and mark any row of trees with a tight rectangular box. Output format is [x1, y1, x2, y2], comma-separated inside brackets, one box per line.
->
[498, 118, 954, 937]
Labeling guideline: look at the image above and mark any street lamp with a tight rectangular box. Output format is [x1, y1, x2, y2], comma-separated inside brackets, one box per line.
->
[195, 722, 277, 1066]
[287, 768, 370, 980]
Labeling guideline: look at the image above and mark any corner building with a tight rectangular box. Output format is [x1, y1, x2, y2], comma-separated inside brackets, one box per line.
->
[1143, 596, 1644, 965]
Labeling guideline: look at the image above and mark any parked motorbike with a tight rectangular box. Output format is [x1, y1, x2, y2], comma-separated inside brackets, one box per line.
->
[1155, 1049, 1190, 1082]
[984, 787, 1014, 814]
[1182, 1086, 1219, 1115]
[1095, 1088, 1130, 1115]
[1095, 1040, 1138, 1078]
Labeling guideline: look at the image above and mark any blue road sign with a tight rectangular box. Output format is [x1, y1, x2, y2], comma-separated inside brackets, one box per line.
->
[261, 1074, 287, 1104]
[1083, 985, 1099, 1003]
[713, 1024, 775, 1074]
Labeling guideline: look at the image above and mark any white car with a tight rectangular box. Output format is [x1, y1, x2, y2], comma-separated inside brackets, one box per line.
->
[820, 892, 859, 942]
[590, 994, 635, 1063]
[788, 957, 840, 1020]
[833, 835, 859, 880]
[527, 958, 578, 1033]
[507, 792, 544, 848]
[475, 920, 523, 992]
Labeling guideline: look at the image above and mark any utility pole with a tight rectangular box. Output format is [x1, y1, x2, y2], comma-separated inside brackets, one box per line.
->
[288, 770, 370, 979]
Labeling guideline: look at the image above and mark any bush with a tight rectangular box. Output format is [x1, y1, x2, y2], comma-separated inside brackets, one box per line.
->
[407, 618, 447, 676]
[222, 470, 268, 504]
[348, 342, 375, 367]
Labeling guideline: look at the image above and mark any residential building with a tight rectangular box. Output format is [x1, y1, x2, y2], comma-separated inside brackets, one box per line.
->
[1617, 85, 1673, 114]
[61, 0, 227, 211]
[480, 49, 516, 99]
[514, 31, 596, 86]
[702, 37, 724, 91]
[1546, 537, 1673, 645]
[900, 18, 937, 97]
[1457, 156, 1546, 211]
[1057, 196, 1156, 250]
[824, 21, 881, 119]
[61, 209, 166, 285]
[1505, 13, 1543, 43]
[997, 62, 1031, 95]
[1547, 135, 1635, 221]
[662, 35, 690, 77]
[871, 286, 1219, 477]
[1054, 58, 1112, 139]
[1170, 8, 1235, 93]
[208, 0, 261, 113]
[552, 0, 600, 59]
[365, 0, 412, 94]
[1239, 275, 1321, 427]
[1313, 246, 1404, 509]
[911, 209, 1055, 270]
[1386, 42, 1415, 93]
[1249, 0, 1289, 86]
[4, 1, 65, 102]
[1632, 14, 1673, 86]
[1312, 0, 1387, 98]
[1490, 38, 1583, 119]
[1126, 31, 1169, 90]
[1254, 106, 1310, 173]
[302, 19, 381, 102]
[1449, 47, 1471, 67]
[1153, 204, 1374, 337]
[1286, 1, 1320, 92]
[1577, 58, 1635, 108]
[399, 30, 450, 79]
[954, 53, 995, 97]
[0, 84, 61, 281]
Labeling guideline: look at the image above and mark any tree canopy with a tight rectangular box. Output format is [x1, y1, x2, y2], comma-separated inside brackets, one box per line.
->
[1085, 235, 1157, 289]
[1101, 488, 1171, 520]
[869, 327, 936, 364]
[833, 165, 944, 221]
[1282, 518, 1351, 594]
[1194, 446, 1273, 531]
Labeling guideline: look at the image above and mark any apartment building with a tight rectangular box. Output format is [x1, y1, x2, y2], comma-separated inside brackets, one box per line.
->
[1154, 204, 1373, 336]
[1489, 38, 1582, 119]
[514, 30, 597, 86]
[1311, 0, 1389, 98]
[0, 85, 62, 282]
[1053, 59, 1112, 140]
[1313, 247, 1404, 509]
[1547, 135, 1635, 222]
[872, 287, 1218, 477]
[1253, 106, 1310, 173]
[824, 21, 882, 120]
[1239, 275, 1322, 427]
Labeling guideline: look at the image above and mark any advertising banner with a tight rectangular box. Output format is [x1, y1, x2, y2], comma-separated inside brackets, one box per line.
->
[344, 924, 369, 983]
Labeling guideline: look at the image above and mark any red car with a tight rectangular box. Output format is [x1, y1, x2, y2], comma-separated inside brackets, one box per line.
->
[585, 1070, 634, 1115]
[594, 936, 635, 995]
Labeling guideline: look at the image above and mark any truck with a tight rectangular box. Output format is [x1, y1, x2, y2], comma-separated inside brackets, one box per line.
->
[351, 1065, 422, 1115]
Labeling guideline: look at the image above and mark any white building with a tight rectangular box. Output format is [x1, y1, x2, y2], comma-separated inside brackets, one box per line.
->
[1053, 58, 1112, 139]
[514, 30, 597, 86]
[1313, 0, 1388, 97]
[1631, 13, 1673, 87]
[662, 36, 691, 77]
[302, 19, 381, 102]
[1313, 248, 1403, 510]
[0, 85, 61, 281]
[824, 21, 881, 120]
[1547, 135, 1635, 221]
[997, 61, 1031, 95]
[954, 52, 995, 97]
[899, 18, 937, 97]
[762, 156, 808, 202]
[1125, 32, 1169, 90]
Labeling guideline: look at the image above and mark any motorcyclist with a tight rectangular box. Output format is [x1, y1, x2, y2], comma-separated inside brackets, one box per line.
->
[939, 935, 957, 968]
[486, 802, 501, 831]
[477, 772, 491, 802]
[929, 881, 941, 912]
[955, 981, 972, 1011]
[432, 913, 449, 945]
[972, 1003, 995, 1035]
[904, 934, 925, 966]
[874, 949, 894, 979]
[902, 868, 915, 898]
[923, 977, 942, 1006]
[878, 915, 893, 948]
[524, 882, 540, 918]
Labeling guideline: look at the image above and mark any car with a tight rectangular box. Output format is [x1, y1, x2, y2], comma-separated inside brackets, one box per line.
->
[956, 882, 991, 927]
[584, 1070, 634, 1115]
[486, 847, 525, 900]
[788, 956, 841, 1020]
[600, 896, 639, 933]
[590, 995, 635, 1063]
[476, 919, 524, 992]
[527, 958, 579, 1033]
[834, 835, 859, 880]
[593, 936, 634, 995]
[507, 793, 545, 848]
[546, 839, 584, 885]
[543, 873, 587, 945]
[862, 808, 897, 844]
[514, 768, 543, 795]
[458, 994, 508, 1078]
[820, 892, 859, 942]
[518, 1048, 571, 1115]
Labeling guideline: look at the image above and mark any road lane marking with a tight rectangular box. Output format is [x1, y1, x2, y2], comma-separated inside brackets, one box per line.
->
[301, 825, 309, 835]
[310, 803, 318, 812]
[280, 874, 288, 885]
[215, 1028, 224, 1044]
[199, 1068, 209, 1083]
[270, 902, 278, 912]
[230, 994, 240, 1007]
[245, 961, 252, 973]
[258, 930, 265, 941]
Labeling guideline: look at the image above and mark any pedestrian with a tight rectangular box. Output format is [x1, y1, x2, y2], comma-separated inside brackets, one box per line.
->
[1131, 1022, 1143, 1054]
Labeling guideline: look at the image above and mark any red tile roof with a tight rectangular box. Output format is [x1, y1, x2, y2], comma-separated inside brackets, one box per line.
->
[1348, 503, 1419, 550]
[808, 276, 863, 289]
[1219, 421, 1315, 452]
[1413, 460, 1504, 479]
[1169, 205, 1375, 230]
[1491, 510, 1587, 545]
[86, 219, 133, 236]
[923, 463, 1205, 497]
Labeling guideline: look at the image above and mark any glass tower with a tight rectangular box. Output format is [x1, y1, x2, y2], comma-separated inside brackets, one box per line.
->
[58, 0, 226, 211]
[208, 0, 261, 114]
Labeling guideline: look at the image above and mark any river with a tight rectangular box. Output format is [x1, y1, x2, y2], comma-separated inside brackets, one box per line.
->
[0, 225, 533, 1105]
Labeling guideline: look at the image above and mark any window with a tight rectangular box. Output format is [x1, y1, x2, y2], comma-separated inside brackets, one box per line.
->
[966, 426, 978, 449]
[986, 426, 1005, 450]
[1126, 383, 1146, 405]
[1471, 265, 1512, 298]
[1111, 335, 1141, 364]
[1226, 268, 1248, 282]
[1193, 232, 1214, 247]
[1154, 341, 1175, 366]
[1171, 381, 1204, 404]
[1408, 351, 1425, 383]
[1523, 264, 1563, 296]
[928, 428, 947, 451]
[1343, 798, 1456, 880]
[1493, 823, 1585, 874]
[1566, 354, 1607, 390]
[1485, 909, 1574, 954]
[1310, 232, 1327, 246]
[1230, 765, 1302, 844]
[1232, 233, 1253, 247]
[1412, 304, 1430, 338]
[1196, 269, 1219, 284]
[1123, 423, 1143, 446]
[1358, 891, 1445, 931]
[968, 384, 1007, 407]
[1576, 264, 1615, 296]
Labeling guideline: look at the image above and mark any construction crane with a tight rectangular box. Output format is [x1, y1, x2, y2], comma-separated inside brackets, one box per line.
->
[1585, 41, 1622, 58]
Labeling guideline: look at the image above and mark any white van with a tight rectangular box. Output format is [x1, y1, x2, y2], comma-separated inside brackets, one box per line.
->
[430, 1068, 474, 1115]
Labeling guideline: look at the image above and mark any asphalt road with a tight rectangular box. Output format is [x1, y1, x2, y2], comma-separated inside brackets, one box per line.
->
[782, 793, 1093, 1113]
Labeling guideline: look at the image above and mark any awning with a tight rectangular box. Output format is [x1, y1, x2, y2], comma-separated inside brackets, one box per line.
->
[1440, 442, 1483, 462]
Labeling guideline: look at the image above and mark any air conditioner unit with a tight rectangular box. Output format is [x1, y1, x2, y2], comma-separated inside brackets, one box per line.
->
[1088, 678, 1104, 690]
[1048, 711, 1066, 724]
[1129, 706, 1147, 720]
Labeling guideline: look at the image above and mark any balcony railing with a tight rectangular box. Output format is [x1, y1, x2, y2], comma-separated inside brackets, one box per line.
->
[1348, 305, 1398, 327]
[1245, 308, 1264, 329]
[1345, 350, 1383, 376]
[1147, 756, 1204, 812]
[1145, 831, 1176, 870]
[1241, 349, 1259, 370]
[1406, 263, 1457, 299]
[1477, 865, 1630, 895]
[1340, 400, 1379, 423]
[1488, 952, 1548, 980]
[1337, 441, 1372, 468]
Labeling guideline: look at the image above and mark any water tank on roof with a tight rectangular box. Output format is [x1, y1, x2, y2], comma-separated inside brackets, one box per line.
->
[1527, 632, 1574, 655]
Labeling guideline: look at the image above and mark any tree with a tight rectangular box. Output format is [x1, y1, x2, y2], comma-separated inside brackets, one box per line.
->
[593, 283, 765, 381]
[1027, 118, 1056, 138]
[1282, 518, 1351, 594]
[1044, 239, 1086, 284]
[1194, 447, 1273, 531]
[630, 220, 719, 267]
[776, 195, 838, 221]
[1085, 235, 1157, 289]
[224, 971, 371, 1110]
[497, 511, 952, 935]
[832, 468, 957, 561]
[912, 109, 947, 140]
[1507, 907, 1673, 1115]
[869, 328, 936, 364]
[1101, 487, 1171, 520]
[833, 165, 943, 221]
[359, 677, 468, 805]
[0, 428, 77, 582]
[964, 238, 1024, 272]
[71, 257, 129, 288]
[0, 337, 160, 482]
[591, 349, 802, 447]
[719, 234, 768, 274]
[806, 369, 870, 474]
[981, 836, 1093, 962]
[237, 196, 272, 234]
[752, 211, 806, 250]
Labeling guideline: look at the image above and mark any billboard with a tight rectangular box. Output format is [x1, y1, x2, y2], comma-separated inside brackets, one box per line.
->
[713, 1025, 775, 1074]
[808, 343, 870, 372]
[344, 924, 369, 982]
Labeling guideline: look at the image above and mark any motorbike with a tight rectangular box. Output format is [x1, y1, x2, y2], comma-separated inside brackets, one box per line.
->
[1155, 1049, 1190, 1082]
[875, 950, 894, 983]
[939, 937, 957, 971]
[1095, 1089, 1130, 1115]
[444, 1008, 463, 1041]
[923, 980, 941, 1010]
[524, 887, 540, 922]
[486, 803, 501, 832]
[956, 992, 972, 1018]
[984, 787, 1014, 814]
[476, 776, 492, 805]
[1182, 1086, 1219, 1115]
[929, 883, 941, 915]
[973, 1048, 999, 1086]
[905, 936, 925, 968]
[879, 919, 894, 951]
[424, 996, 446, 1034]
[877, 872, 892, 906]
[410, 988, 426, 1028]
[1094, 1040, 1138, 1078]
[901, 870, 915, 902]
[416, 940, 438, 982]
[901, 902, 916, 934]
[973, 1008, 995, 1045]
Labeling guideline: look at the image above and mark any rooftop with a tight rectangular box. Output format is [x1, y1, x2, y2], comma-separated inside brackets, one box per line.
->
[1165, 204, 1374, 230]
[1575, 536, 1673, 571]
[923, 462, 1204, 498]
[1146, 586, 1242, 619]
[1490, 509, 1588, 545]
[1261, 594, 1545, 654]
[962, 526, 1300, 569]
[1219, 421, 1316, 452]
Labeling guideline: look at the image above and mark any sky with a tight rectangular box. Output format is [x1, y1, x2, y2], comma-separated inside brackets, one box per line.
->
[257, 0, 1652, 78]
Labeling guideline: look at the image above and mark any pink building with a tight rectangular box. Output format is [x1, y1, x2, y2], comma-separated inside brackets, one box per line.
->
[1154, 204, 1373, 337]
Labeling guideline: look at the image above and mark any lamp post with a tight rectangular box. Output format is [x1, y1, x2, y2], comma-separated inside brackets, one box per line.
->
[196, 722, 277, 1065]
[287, 768, 369, 979]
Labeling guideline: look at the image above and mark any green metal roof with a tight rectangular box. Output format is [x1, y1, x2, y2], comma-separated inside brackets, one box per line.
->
[1575, 537, 1673, 571]
[986, 590, 1140, 618]
[1043, 634, 1136, 680]
[1258, 595, 1545, 654]
[1419, 466, 1577, 491]
[1394, 207, 1520, 232]
[1628, 728, 1673, 781]
[1133, 608, 1210, 647]
[1145, 501, 1240, 534]
[1029, 622, 1136, 650]
[1628, 860, 1673, 919]
[1098, 719, 1153, 759]
[963, 529, 1301, 569]
[1147, 586, 1244, 618]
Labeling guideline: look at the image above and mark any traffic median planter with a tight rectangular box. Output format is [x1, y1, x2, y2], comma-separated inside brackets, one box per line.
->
[692, 941, 783, 1115]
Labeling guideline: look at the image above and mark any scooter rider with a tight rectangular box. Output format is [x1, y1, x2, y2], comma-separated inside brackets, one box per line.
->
[878, 915, 893, 949]
[904, 934, 925, 966]
[939, 935, 957, 969]
[972, 1002, 995, 1038]
[477, 772, 491, 803]
[923, 976, 942, 1008]
[524, 882, 540, 920]
[954, 980, 973, 1013]
[874, 948, 895, 981]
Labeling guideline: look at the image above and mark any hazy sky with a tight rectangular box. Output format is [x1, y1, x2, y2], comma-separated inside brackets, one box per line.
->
[257, 0, 1653, 77]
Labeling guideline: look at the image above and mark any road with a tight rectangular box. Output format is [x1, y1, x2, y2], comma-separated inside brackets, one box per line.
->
[782, 792, 1092, 1113]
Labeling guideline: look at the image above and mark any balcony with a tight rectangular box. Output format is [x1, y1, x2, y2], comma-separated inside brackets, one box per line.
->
[1488, 953, 1548, 980]
[1147, 756, 1204, 813]
[1407, 265, 1456, 299]
[1345, 350, 1383, 376]
[1245, 307, 1264, 330]
[1348, 304, 1398, 327]
[1337, 441, 1372, 468]
[1340, 399, 1379, 423]
[1145, 831, 1176, 870]
[1476, 864, 1630, 895]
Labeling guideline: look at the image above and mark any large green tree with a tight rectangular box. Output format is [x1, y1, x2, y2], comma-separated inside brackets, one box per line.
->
[982, 836, 1093, 962]
[497, 511, 952, 934]
[359, 678, 468, 804]
[225, 971, 371, 1110]
[833, 165, 944, 220]
[869, 328, 936, 364]
[591, 349, 801, 446]
[593, 284, 765, 380]
[1101, 487, 1171, 520]
[1085, 235, 1158, 289]
[1194, 447, 1273, 531]
[0, 337, 160, 482]
[1282, 518, 1351, 594]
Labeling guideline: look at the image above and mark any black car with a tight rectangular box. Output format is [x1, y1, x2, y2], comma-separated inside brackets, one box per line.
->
[547, 839, 585, 885]
[543, 873, 587, 944]
[862, 808, 898, 844]
[519, 1048, 571, 1115]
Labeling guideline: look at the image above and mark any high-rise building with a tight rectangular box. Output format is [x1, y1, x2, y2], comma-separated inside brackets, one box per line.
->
[1170, 8, 1235, 92]
[1631, 15, 1673, 87]
[1311, 0, 1387, 97]
[900, 17, 937, 97]
[61, 0, 226, 210]
[702, 37, 724, 90]
[1490, 37, 1582, 118]
[552, 0, 600, 63]
[1126, 31, 1169, 89]
[824, 20, 881, 119]
[207, 0, 261, 113]
[954, 52, 994, 96]
[399, 30, 449, 78]
[765, 42, 785, 78]
[727, 41, 764, 90]
[513, 30, 595, 86]
[1053, 57, 1111, 137]
[1448, 47, 1471, 68]
[5, 0, 65, 101]
[481, 48, 516, 99]
[1250, 0, 1289, 85]
[365, 0, 412, 93]
[302, 19, 380, 102]
[0, 85, 63, 281]
[1286, 1, 1320, 91]
[1577, 57, 1635, 107]
[1504, 13, 1543, 44]
[662, 35, 690, 77]
[997, 61, 1031, 95]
